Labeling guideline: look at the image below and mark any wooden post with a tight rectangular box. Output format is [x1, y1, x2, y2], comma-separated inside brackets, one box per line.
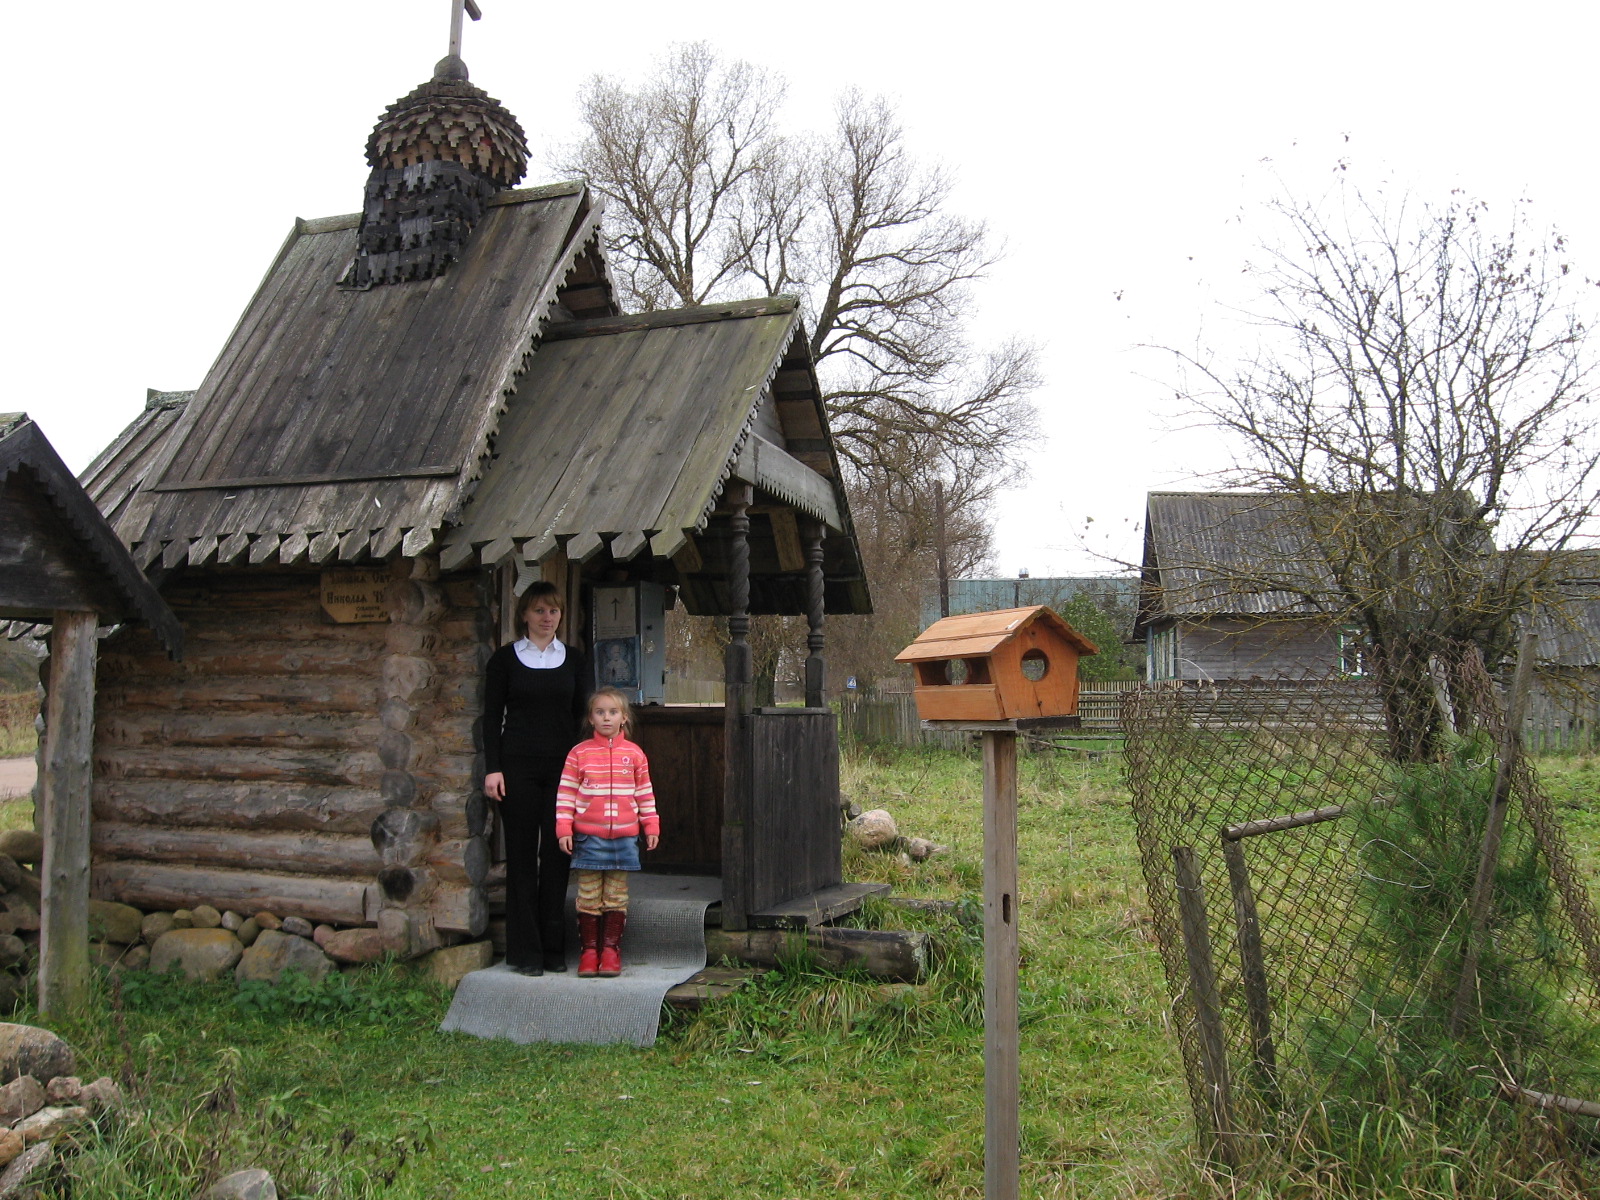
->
[935, 480, 950, 619]
[39, 610, 98, 1016]
[722, 483, 753, 931]
[1172, 845, 1238, 1167]
[1451, 630, 1537, 1034]
[1221, 837, 1278, 1104]
[982, 730, 1019, 1200]
[802, 518, 826, 709]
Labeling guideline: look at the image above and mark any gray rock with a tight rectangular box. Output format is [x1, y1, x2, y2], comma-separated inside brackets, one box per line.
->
[0, 1128, 21, 1169]
[219, 911, 244, 932]
[0, 858, 21, 895]
[311, 924, 335, 948]
[0, 833, 40, 867]
[189, 905, 222, 930]
[0, 899, 36, 935]
[202, 1167, 278, 1200]
[171, 910, 194, 930]
[0, 1076, 43, 1124]
[0, 938, 24, 971]
[88, 900, 144, 946]
[904, 837, 938, 862]
[78, 1077, 121, 1115]
[0, 1026, 74, 1086]
[236, 919, 261, 949]
[0, 914, 17, 939]
[279, 916, 313, 938]
[141, 912, 176, 944]
[12, 1104, 88, 1144]
[117, 944, 151, 972]
[0, 978, 25, 1016]
[253, 912, 282, 931]
[0, 1140, 51, 1196]
[849, 809, 899, 850]
[234, 930, 333, 986]
[4, 869, 36, 904]
[148, 930, 244, 982]
[43, 1077, 79, 1106]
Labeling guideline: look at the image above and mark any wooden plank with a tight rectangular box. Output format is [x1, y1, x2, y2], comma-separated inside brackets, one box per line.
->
[663, 966, 757, 1012]
[746, 881, 891, 928]
[1172, 845, 1238, 1166]
[308, 531, 340, 564]
[248, 533, 282, 564]
[93, 779, 388, 835]
[982, 731, 1020, 1200]
[768, 509, 804, 573]
[911, 684, 1003, 722]
[707, 926, 927, 982]
[337, 528, 372, 561]
[92, 822, 381, 876]
[40, 610, 97, 1016]
[544, 297, 797, 340]
[217, 532, 251, 564]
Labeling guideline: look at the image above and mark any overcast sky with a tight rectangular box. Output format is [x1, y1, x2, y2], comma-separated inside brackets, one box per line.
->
[12, 1, 1600, 578]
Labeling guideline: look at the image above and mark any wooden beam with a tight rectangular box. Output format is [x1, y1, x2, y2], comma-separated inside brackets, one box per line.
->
[39, 610, 97, 1016]
[982, 731, 1020, 1200]
[768, 510, 804, 573]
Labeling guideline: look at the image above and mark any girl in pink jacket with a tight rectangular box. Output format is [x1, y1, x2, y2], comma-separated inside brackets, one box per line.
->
[556, 687, 659, 976]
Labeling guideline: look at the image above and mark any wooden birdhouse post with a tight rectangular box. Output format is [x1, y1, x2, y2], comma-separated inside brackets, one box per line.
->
[897, 606, 1097, 1200]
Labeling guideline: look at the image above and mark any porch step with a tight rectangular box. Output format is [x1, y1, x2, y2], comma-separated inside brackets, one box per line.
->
[747, 881, 891, 929]
[663, 966, 759, 1012]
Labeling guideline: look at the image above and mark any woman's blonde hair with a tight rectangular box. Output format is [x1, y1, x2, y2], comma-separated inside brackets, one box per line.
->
[586, 687, 635, 734]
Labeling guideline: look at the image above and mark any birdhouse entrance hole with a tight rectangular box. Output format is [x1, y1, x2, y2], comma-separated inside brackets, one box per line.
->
[916, 658, 992, 687]
[1020, 649, 1049, 682]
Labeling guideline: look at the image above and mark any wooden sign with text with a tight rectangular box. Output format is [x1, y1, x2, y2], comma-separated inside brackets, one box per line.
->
[320, 569, 391, 624]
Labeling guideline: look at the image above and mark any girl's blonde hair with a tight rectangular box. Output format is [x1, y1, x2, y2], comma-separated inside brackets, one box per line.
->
[586, 687, 635, 734]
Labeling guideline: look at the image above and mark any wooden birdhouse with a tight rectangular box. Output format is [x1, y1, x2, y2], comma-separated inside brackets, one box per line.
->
[895, 606, 1099, 723]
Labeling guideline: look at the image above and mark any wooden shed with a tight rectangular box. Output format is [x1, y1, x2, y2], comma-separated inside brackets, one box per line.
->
[65, 56, 871, 956]
[1, 413, 181, 1011]
[896, 606, 1098, 723]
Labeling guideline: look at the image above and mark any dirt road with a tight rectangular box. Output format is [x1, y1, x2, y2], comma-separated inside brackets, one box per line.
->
[0, 758, 35, 800]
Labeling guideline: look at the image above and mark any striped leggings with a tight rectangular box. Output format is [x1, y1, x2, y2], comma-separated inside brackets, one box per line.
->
[575, 870, 629, 915]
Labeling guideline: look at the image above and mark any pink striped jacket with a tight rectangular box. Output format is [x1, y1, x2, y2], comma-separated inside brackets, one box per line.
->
[555, 733, 659, 839]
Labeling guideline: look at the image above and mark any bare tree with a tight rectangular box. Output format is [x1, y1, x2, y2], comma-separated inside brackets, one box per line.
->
[557, 46, 1037, 486]
[1171, 184, 1599, 756]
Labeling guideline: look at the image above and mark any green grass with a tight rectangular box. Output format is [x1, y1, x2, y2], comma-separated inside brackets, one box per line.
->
[5, 743, 1599, 1198]
[0, 691, 36, 758]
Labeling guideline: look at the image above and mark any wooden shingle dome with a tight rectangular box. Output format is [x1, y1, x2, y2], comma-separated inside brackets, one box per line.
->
[365, 56, 529, 186]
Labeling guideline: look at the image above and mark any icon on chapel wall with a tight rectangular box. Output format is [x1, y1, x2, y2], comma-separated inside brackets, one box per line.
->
[597, 638, 639, 689]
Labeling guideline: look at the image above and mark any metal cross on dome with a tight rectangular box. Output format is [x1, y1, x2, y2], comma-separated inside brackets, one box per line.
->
[448, 0, 483, 58]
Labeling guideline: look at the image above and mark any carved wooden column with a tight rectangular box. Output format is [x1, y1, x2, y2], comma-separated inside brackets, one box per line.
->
[722, 483, 753, 931]
[803, 518, 826, 709]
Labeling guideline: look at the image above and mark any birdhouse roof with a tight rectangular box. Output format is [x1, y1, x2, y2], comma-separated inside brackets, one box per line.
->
[895, 605, 1098, 664]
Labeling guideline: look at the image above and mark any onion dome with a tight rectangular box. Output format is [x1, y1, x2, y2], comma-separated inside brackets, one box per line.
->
[347, 57, 529, 288]
[365, 56, 529, 188]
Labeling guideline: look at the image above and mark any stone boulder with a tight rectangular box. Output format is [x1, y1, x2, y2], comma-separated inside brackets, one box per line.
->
[423, 941, 492, 989]
[88, 900, 145, 946]
[13, 1104, 88, 1144]
[0, 1128, 21, 1169]
[0, 856, 22, 894]
[78, 1077, 121, 1115]
[0, 936, 25, 971]
[149, 930, 244, 982]
[43, 1077, 80, 1106]
[235, 931, 333, 986]
[0, 1026, 74, 1086]
[0, 897, 38, 934]
[279, 916, 313, 938]
[190, 905, 222, 930]
[141, 912, 176, 944]
[0, 1076, 44, 1124]
[0, 1141, 50, 1194]
[0, 832, 41, 867]
[849, 809, 899, 850]
[236, 919, 261, 948]
[322, 928, 389, 965]
[203, 1167, 279, 1200]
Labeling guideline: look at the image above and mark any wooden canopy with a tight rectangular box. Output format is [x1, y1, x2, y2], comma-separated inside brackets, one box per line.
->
[0, 414, 181, 656]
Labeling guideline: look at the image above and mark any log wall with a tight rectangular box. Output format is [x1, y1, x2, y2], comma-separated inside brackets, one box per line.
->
[88, 560, 493, 947]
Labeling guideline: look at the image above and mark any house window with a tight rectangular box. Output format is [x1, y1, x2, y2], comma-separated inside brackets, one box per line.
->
[1148, 626, 1178, 680]
[1338, 626, 1369, 677]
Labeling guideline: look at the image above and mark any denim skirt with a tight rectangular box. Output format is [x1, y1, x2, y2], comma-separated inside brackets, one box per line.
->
[570, 832, 642, 871]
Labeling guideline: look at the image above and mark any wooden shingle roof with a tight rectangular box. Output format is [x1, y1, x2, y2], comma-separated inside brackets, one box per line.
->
[100, 182, 612, 569]
[442, 297, 855, 568]
[0, 415, 181, 656]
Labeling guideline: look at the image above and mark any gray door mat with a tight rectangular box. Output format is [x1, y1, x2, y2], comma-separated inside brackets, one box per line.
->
[440, 873, 722, 1047]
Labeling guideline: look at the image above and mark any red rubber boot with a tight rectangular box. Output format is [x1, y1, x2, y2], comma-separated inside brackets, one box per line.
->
[598, 910, 626, 977]
[576, 912, 602, 977]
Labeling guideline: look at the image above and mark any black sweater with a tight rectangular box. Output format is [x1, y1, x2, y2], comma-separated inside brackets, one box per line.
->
[482, 643, 588, 772]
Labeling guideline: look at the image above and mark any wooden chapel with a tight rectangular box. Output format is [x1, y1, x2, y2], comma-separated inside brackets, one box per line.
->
[67, 29, 871, 958]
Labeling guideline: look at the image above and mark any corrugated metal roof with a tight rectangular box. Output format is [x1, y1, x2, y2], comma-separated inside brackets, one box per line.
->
[100, 183, 604, 567]
[440, 297, 861, 580]
[921, 576, 1136, 630]
[1141, 491, 1334, 626]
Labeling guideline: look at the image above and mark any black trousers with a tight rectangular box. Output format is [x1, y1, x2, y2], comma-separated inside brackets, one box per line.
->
[497, 755, 571, 967]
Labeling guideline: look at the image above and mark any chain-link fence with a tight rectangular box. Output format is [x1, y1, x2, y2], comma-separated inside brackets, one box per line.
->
[1124, 649, 1600, 1176]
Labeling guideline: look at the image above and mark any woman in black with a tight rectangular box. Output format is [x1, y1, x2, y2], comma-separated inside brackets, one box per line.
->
[482, 582, 588, 974]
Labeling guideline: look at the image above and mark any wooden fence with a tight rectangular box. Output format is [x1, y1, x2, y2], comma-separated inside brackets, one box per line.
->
[835, 682, 1140, 750]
